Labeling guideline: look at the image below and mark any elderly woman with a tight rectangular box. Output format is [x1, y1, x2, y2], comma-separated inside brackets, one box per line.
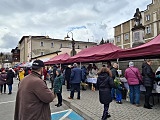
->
[97, 67, 115, 120]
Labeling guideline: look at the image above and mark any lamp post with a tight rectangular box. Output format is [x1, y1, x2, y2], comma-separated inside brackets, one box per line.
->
[65, 31, 76, 56]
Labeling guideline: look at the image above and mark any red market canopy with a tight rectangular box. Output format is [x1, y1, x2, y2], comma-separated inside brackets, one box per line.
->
[66, 43, 122, 63]
[118, 34, 160, 60]
[45, 53, 70, 65]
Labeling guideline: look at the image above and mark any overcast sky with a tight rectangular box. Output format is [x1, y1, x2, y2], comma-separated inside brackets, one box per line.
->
[0, 0, 151, 52]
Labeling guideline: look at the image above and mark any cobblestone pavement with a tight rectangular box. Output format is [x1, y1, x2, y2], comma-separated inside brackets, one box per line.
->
[62, 86, 160, 120]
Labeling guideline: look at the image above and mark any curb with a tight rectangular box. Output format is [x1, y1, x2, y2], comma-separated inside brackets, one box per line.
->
[63, 99, 94, 120]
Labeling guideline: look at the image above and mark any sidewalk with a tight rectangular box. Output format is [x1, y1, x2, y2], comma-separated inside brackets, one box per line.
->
[62, 86, 160, 120]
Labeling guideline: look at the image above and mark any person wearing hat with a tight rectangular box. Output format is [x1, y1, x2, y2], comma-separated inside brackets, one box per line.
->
[53, 69, 64, 107]
[14, 60, 55, 120]
[125, 61, 142, 107]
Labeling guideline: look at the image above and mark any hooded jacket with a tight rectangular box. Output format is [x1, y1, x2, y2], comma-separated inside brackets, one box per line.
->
[6, 70, 15, 85]
[97, 72, 115, 104]
[54, 69, 64, 93]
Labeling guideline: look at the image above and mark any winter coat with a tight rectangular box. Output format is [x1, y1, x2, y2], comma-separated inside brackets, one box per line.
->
[142, 62, 155, 87]
[97, 72, 115, 104]
[53, 75, 64, 93]
[14, 71, 54, 120]
[125, 66, 142, 85]
[65, 67, 71, 81]
[18, 70, 25, 81]
[0, 72, 7, 85]
[70, 67, 83, 84]
[6, 70, 15, 85]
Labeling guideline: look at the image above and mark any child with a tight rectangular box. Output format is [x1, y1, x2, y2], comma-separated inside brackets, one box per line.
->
[53, 69, 64, 107]
[114, 78, 123, 104]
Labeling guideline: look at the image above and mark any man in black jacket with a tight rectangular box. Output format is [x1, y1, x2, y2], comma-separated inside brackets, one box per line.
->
[110, 62, 119, 100]
[142, 59, 155, 109]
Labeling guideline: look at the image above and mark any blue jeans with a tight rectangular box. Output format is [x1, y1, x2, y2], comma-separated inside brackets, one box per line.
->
[116, 93, 122, 102]
[8, 85, 12, 93]
[129, 85, 140, 104]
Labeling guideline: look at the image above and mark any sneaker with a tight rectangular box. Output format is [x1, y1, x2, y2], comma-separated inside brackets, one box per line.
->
[135, 104, 140, 107]
[116, 101, 122, 104]
[106, 114, 111, 118]
[77, 98, 80, 100]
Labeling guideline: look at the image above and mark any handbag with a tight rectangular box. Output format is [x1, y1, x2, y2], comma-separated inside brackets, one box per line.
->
[129, 68, 143, 85]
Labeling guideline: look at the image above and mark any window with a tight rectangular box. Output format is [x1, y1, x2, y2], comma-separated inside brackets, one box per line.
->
[40, 42, 44, 46]
[51, 42, 54, 47]
[134, 32, 140, 42]
[146, 15, 150, 21]
[40, 52, 44, 56]
[116, 36, 121, 43]
[146, 26, 151, 34]
[124, 33, 129, 40]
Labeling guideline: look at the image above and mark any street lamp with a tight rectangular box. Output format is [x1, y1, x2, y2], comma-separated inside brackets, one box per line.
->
[65, 31, 76, 56]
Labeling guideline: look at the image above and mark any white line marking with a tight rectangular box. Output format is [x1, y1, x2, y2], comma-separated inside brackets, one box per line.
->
[51, 109, 72, 115]
[59, 109, 73, 120]
[0, 100, 15, 105]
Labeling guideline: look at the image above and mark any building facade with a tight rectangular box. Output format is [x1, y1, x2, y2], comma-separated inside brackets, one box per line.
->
[18, 36, 97, 62]
[114, 0, 160, 49]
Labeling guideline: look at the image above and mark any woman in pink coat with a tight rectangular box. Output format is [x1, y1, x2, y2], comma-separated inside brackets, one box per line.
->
[125, 61, 142, 106]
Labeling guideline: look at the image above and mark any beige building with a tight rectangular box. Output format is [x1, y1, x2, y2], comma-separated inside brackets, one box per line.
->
[18, 36, 97, 62]
[114, 0, 160, 49]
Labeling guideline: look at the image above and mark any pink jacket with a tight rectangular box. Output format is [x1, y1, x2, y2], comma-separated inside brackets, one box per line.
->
[125, 66, 142, 85]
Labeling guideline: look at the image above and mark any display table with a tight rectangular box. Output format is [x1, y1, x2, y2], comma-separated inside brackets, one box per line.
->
[86, 78, 97, 84]
[86, 78, 97, 91]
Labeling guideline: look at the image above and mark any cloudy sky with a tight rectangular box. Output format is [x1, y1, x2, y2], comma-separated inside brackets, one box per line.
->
[0, 0, 151, 52]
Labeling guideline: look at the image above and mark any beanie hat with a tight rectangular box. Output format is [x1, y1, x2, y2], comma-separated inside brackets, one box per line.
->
[56, 69, 61, 74]
[129, 61, 134, 67]
[32, 60, 44, 69]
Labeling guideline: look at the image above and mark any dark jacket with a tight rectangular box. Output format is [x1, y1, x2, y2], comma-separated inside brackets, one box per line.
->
[0, 72, 7, 85]
[97, 72, 115, 104]
[65, 67, 71, 81]
[14, 71, 54, 120]
[110, 67, 118, 79]
[142, 62, 155, 87]
[70, 67, 83, 84]
[53, 75, 64, 93]
[6, 70, 15, 85]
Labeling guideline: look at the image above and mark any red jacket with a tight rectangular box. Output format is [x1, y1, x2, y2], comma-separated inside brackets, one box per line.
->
[125, 66, 142, 85]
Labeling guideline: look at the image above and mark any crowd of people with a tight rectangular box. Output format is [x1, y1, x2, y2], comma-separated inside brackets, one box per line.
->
[1, 59, 159, 120]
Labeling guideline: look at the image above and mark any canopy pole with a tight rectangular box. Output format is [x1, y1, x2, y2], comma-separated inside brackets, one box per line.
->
[80, 62, 82, 68]
[117, 58, 119, 68]
[60, 64, 61, 69]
